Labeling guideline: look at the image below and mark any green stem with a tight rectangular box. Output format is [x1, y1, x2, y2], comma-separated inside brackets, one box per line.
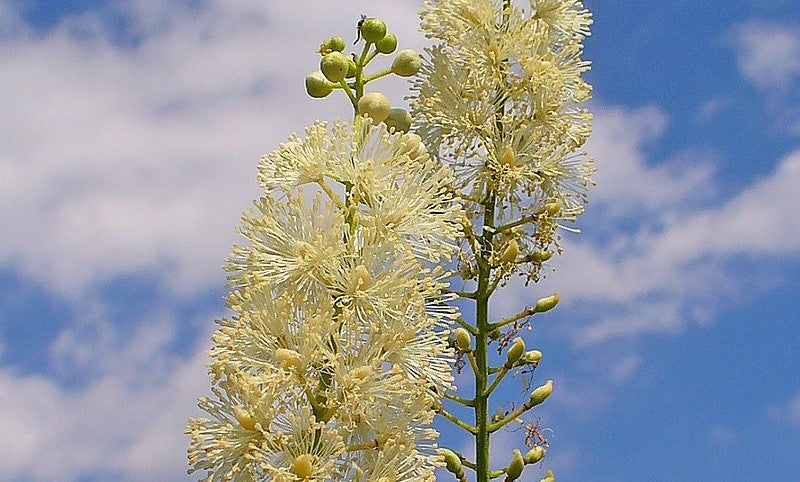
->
[363, 67, 393, 84]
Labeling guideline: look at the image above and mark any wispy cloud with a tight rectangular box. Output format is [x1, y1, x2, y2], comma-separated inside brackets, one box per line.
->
[733, 20, 800, 90]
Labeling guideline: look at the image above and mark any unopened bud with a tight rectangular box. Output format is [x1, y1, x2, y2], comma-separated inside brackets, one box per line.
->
[391, 49, 422, 77]
[274, 348, 304, 372]
[545, 199, 563, 216]
[525, 446, 546, 464]
[488, 328, 502, 340]
[506, 337, 525, 365]
[531, 250, 553, 262]
[375, 32, 398, 54]
[318, 36, 345, 54]
[385, 107, 412, 133]
[506, 449, 525, 480]
[440, 448, 462, 474]
[534, 293, 559, 313]
[320, 51, 349, 82]
[454, 328, 472, 352]
[360, 17, 387, 43]
[499, 146, 515, 166]
[233, 405, 256, 431]
[539, 469, 556, 482]
[357, 92, 391, 123]
[529, 380, 553, 406]
[305, 71, 334, 98]
[352, 264, 371, 291]
[501, 239, 519, 264]
[293, 454, 315, 478]
[520, 350, 543, 365]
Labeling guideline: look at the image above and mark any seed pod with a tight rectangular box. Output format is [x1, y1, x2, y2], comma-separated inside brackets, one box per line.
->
[534, 293, 559, 313]
[440, 449, 462, 474]
[454, 328, 472, 352]
[501, 239, 519, 264]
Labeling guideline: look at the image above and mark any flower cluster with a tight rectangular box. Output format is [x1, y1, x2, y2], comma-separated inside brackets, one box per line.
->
[187, 118, 463, 481]
[412, 0, 594, 222]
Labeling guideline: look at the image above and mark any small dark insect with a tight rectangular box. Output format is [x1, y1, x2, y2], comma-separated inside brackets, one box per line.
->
[354, 14, 367, 44]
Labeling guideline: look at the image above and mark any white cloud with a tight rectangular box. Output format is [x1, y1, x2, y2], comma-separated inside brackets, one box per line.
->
[0, 309, 215, 481]
[733, 20, 800, 89]
[0, 0, 423, 299]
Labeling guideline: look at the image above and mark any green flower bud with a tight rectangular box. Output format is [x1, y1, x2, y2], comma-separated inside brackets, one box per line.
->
[305, 71, 333, 98]
[529, 379, 553, 407]
[345, 57, 357, 79]
[318, 36, 345, 55]
[501, 239, 519, 264]
[440, 449, 462, 474]
[506, 449, 525, 480]
[375, 32, 398, 54]
[520, 349, 543, 365]
[531, 250, 553, 262]
[384, 107, 412, 133]
[391, 49, 422, 77]
[488, 328, 502, 340]
[357, 92, 391, 123]
[534, 293, 559, 313]
[506, 337, 525, 365]
[539, 469, 556, 482]
[454, 327, 472, 352]
[525, 446, 546, 464]
[321, 51, 349, 83]
[360, 17, 387, 43]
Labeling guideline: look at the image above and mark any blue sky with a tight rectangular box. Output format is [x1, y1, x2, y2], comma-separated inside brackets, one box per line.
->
[1, 1, 799, 480]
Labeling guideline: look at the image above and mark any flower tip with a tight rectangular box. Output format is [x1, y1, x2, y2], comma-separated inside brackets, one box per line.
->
[392, 49, 422, 77]
[357, 92, 391, 123]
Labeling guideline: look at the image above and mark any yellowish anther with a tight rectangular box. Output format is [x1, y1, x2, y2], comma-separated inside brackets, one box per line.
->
[499, 146, 515, 166]
[293, 453, 315, 478]
[233, 405, 257, 431]
[454, 328, 472, 352]
[274, 348, 304, 372]
[501, 239, 520, 264]
[295, 241, 313, 260]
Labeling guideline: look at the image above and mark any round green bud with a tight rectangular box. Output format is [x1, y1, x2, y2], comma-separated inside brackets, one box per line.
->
[357, 92, 391, 123]
[534, 293, 560, 313]
[529, 379, 554, 407]
[391, 49, 422, 77]
[440, 449, 462, 474]
[345, 58, 357, 79]
[384, 107, 412, 133]
[360, 17, 387, 43]
[327, 36, 345, 52]
[321, 51, 349, 83]
[375, 32, 398, 54]
[506, 449, 525, 480]
[525, 446, 546, 464]
[305, 71, 333, 98]
[454, 328, 471, 352]
[488, 328, 502, 340]
[506, 337, 525, 365]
